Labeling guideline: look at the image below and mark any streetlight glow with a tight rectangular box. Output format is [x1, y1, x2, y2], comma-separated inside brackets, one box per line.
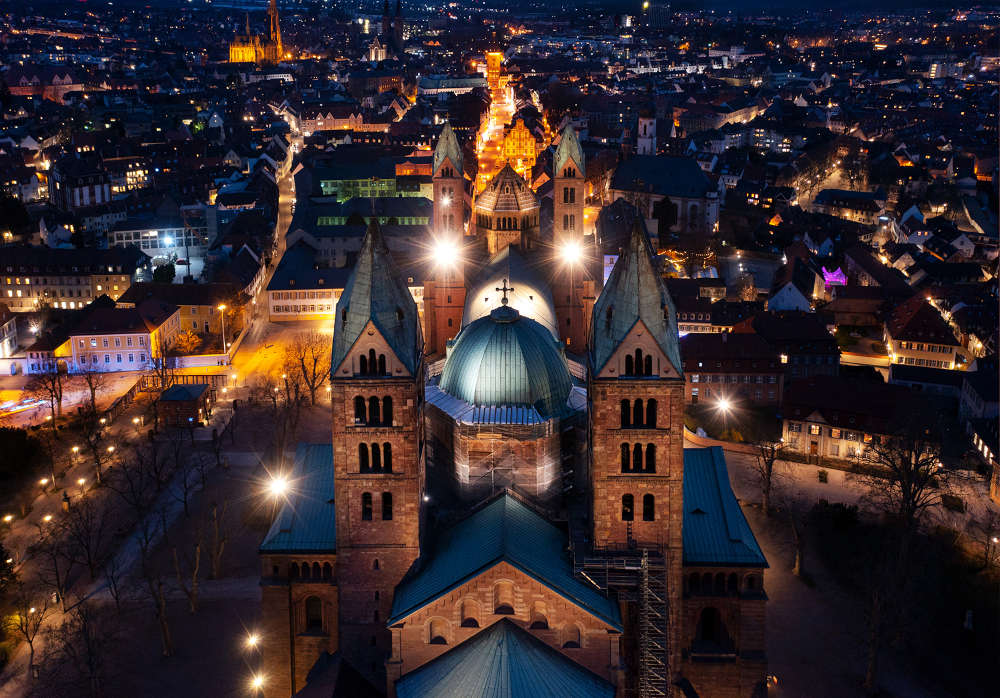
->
[268, 475, 289, 498]
[716, 398, 732, 413]
[77, 478, 86, 486]
[246, 632, 260, 648]
[431, 237, 460, 269]
[42, 514, 52, 523]
[250, 674, 265, 690]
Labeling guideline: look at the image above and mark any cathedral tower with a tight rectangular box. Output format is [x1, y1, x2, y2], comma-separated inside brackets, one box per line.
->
[426, 122, 467, 356]
[267, 0, 283, 59]
[331, 220, 425, 687]
[589, 219, 683, 550]
[636, 111, 656, 155]
[553, 125, 585, 247]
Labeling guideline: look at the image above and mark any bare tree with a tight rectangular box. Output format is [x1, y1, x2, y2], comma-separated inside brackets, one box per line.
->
[285, 331, 331, 405]
[254, 370, 305, 470]
[102, 554, 127, 614]
[43, 599, 116, 697]
[5, 581, 51, 677]
[136, 510, 172, 657]
[34, 522, 78, 612]
[26, 359, 70, 426]
[754, 439, 785, 517]
[208, 501, 228, 579]
[64, 495, 111, 580]
[858, 411, 945, 695]
[77, 364, 108, 415]
[172, 534, 202, 614]
[78, 407, 108, 484]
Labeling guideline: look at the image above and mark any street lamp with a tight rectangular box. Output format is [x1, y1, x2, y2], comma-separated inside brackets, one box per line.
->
[250, 674, 265, 692]
[217, 305, 228, 363]
[246, 632, 260, 649]
[268, 475, 289, 499]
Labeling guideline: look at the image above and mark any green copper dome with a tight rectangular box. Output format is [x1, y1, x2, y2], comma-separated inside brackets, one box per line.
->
[439, 306, 572, 419]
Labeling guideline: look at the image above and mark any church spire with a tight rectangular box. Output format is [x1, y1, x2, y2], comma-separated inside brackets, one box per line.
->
[590, 220, 681, 376]
[554, 124, 584, 176]
[433, 122, 463, 176]
[332, 219, 422, 376]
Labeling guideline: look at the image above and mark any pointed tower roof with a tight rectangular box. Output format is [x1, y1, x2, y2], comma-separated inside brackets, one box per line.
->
[554, 125, 584, 175]
[590, 220, 682, 376]
[332, 219, 422, 375]
[433, 122, 463, 176]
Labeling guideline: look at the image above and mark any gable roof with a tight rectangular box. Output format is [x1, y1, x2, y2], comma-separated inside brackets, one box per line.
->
[886, 295, 959, 346]
[609, 155, 712, 199]
[394, 619, 615, 698]
[554, 125, 585, 175]
[259, 443, 337, 554]
[433, 122, 463, 175]
[590, 221, 682, 376]
[389, 494, 622, 629]
[682, 447, 767, 567]
[159, 384, 209, 401]
[331, 220, 423, 375]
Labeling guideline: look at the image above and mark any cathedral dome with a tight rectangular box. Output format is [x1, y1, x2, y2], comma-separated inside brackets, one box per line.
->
[475, 164, 539, 213]
[439, 305, 572, 419]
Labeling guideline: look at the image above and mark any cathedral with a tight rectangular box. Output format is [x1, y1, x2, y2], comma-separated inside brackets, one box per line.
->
[229, 0, 284, 64]
[258, 124, 768, 698]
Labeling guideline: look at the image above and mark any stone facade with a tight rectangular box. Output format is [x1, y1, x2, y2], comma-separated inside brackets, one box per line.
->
[332, 326, 425, 688]
[386, 561, 622, 697]
[423, 275, 465, 358]
[259, 553, 339, 697]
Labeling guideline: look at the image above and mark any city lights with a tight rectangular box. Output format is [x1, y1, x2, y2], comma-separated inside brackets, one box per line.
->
[268, 475, 289, 498]
[246, 632, 260, 649]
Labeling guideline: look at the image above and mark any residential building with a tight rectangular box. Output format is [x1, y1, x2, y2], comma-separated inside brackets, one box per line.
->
[680, 333, 783, 406]
[68, 299, 180, 372]
[884, 295, 963, 370]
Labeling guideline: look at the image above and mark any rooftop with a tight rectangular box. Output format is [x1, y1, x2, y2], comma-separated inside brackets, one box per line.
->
[260, 443, 337, 554]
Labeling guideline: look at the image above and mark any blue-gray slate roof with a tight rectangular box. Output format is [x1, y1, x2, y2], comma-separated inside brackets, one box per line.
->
[682, 447, 767, 567]
[609, 155, 712, 199]
[389, 494, 622, 628]
[159, 384, 209, 401]
[331, 219, 423, 375]
[259, 443, 337, 554]
[394, 619, 615, 698]
[590, 220, 682, 376]
[439, 306, 572, 419]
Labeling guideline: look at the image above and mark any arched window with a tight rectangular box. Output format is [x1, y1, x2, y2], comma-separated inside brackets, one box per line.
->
[745, 574, 759, 592]
[621, 443, 630, 473]
[447, 318, 453, 327]
[371, 443, 382, 472]
[300, 562, 310, 580]
[289, 562, 299, 579]
[624, 354, 634, 375]
[428, 618, 448, 645]
[695, 607, 730, 652]
[633, 399, 643, 426]
[563, 214, 569, 230]
[361, 492, 373, 521]
[493, 582, 515, 615]
[702, 572, 712, 591]
[620, 399, 630, 428]
[354, 396, 366, 423]
[633, 443, 643, 472]
[644, 355, 653, 376]
[305, 596, 323, 631]
[529, 601, 548, 629]
[642, 494, 655, 521]
[359, 355, 368, 374]
[727, 573, 738, 594]
[323, 563, 332, 580]
[312, 562, 321, 578]
[634, 349, 643, 374]
[622, 494, 634, 521]
[688, 573, 700, 594]
[359, 443, 369, 472]
[377, 354, 386, 375]
[382, 492, 393, 520]
[368, 396, 380, 424]
[383, 396, 393, 425]
[383, 442, 392, 472]
[645, 444, 656, 473]
[367, 349, 377, 375]
[373, 558, 380, 570]
[714, 573, 726, 594]
[562, 624, 581, 649]
[460, 599, 480, 628]
[646, 399, 657, 428]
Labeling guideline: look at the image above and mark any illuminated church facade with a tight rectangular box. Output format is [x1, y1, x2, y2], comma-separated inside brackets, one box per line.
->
[229, 0, 284, 64]
[258, 124, 768, 698]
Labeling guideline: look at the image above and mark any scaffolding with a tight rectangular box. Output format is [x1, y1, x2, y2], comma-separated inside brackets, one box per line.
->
[574, 547, 671, 698]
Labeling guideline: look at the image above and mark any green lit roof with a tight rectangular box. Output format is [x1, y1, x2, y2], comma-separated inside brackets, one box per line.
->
[389, 493, 622, 628]
[395, 619, 615, 698]
[259, 443, 336, 554]
[590, 220, 682, 376]
[439, 305, 572, 419]
[331, 219, 423, 375]
[554, 125, 585, 176]
[682, 447, 767, 567]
